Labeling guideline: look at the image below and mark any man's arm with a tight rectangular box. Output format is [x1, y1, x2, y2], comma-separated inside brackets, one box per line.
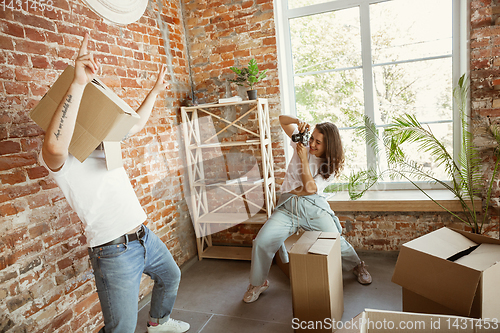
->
[42, 33, 99, 171]
[127, 64, 169, 137]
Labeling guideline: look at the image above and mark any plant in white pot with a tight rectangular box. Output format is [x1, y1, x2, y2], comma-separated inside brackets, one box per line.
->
[331, 75, 500, 234]
[229, 59, 267, 100]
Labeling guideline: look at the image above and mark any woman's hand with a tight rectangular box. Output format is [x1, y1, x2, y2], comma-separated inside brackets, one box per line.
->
[297, 119, 310, 134]
[279, 115, 310, 139]
[296, 142, 308, 162]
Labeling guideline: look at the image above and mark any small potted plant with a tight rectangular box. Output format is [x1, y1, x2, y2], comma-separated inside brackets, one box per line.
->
[229, 59, 268, 100]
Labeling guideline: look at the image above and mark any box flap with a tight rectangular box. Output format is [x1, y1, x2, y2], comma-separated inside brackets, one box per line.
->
[451, 228, 500, 246]
[362, 309, 478, 332]
[401, 288, 466, 317]
[283, 232, 303, 253]
[30, 66, 74, 131]
[102, 110, 140, 142]
[308, 239, 335, 256]
[319, 232, 339, 239]
[90, 77, 135, 115]
[70, 122, 102, 162]
[481, 260, 500, 319]
[103, 141, 123, 170]
[307, 232, 339, 256]
[290, 231, 321, 255]
[404, 227, 477, 259]
[392, 241, 481, 316]
[454, 243, 500, 271]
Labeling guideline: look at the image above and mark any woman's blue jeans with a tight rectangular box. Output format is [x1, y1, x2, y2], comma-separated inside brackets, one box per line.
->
[250, 195, 360, 286]
[88, 225, 181, 333]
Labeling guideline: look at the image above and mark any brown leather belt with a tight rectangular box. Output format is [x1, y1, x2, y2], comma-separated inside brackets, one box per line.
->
[92, 225, 145, 249]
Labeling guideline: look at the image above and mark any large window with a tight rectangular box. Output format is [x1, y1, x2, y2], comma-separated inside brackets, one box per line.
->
[276, 0, 467, 189]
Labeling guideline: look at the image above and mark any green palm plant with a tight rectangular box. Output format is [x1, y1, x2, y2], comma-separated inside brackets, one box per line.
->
[333, 75, 500, 234]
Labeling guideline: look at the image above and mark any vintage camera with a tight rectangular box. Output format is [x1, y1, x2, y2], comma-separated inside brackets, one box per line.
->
[291, 129, 310, 145]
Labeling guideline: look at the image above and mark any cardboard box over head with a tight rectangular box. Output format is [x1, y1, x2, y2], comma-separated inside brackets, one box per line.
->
[335, 309, 499, 333]
[290, 231, 343, 332]
[30, 65, 140, 170]
[392, 227, 500, 319]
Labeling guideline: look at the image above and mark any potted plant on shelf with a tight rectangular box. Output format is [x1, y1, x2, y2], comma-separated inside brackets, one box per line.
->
[229, 59, 268, 100]
[331, 75, 500, 234]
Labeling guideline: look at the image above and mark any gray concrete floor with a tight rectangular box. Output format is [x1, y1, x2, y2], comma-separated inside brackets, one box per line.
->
[135, 250, 401, 333]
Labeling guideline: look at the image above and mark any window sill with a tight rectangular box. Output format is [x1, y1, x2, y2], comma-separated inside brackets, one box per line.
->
[328, 190, 482, 212]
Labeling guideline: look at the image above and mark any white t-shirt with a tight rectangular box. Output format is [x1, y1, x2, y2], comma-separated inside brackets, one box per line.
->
[39, 149, 147, 247]
[280, 129, 333, 195]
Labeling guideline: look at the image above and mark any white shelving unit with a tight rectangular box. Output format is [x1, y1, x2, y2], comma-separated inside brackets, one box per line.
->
[181, 99, 276, 260]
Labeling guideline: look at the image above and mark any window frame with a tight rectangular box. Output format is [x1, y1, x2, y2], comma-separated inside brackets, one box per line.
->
[274, 0, 469, 191]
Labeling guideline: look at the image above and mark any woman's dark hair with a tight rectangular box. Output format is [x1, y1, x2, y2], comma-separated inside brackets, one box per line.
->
[314, 122, 345, 179]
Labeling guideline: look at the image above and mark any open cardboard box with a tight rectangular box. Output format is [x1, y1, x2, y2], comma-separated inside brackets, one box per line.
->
[275, 230, 303, 278]
[334, 309, 499, 333]
[290, 231, 344, 332]
[30, 65, 140, 170]
[391, 227, 500, 319]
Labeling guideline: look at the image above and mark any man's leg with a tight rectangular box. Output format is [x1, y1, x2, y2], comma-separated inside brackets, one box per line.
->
[141, 226, 181, 325]
[89, 241, 144, 333]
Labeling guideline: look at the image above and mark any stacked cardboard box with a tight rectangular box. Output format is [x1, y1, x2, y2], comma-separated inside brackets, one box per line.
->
[290, 231, 344, 332]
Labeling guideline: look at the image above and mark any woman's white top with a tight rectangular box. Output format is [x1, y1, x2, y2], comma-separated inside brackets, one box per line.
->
[39, 149, 147, 247]
[280, 128, 333, 195]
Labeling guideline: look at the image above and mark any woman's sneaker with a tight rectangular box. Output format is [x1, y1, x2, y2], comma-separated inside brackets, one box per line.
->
[353, 261, 372, 285]
[243, 280, 269, 303]
[147, 318, 190, 333]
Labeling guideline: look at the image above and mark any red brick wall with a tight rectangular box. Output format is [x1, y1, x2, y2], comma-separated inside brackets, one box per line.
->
[338, 212, 499, 251]
[469, 0, 500, 238]
[183, 0, 281, 105]
[0, 1, 195, 331]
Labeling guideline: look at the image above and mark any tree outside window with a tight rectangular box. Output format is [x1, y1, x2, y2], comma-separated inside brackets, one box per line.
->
[283, 0, 459, 189]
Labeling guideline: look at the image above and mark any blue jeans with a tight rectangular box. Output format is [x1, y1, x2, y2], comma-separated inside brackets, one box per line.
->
[88, 225, 181, 333]
[250, 194, 360, 286]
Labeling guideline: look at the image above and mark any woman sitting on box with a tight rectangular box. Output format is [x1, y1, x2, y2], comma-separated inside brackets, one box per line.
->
[243, 115, 372, 303]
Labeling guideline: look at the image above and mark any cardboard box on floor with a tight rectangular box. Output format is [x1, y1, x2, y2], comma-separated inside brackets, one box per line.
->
[335, 309, 499, 333]
[391, 227, 500, 319]
[290, 231, 343, 332]
[30, 65, 140, 170]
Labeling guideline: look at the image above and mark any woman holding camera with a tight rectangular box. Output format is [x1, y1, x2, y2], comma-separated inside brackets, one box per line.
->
[243, 115, 371, 303]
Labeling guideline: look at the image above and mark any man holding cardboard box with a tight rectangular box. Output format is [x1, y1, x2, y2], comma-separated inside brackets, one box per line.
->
[37, 34, 189, 333]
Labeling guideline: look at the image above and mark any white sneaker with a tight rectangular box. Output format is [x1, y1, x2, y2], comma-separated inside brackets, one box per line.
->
[353, 261, 372, 285]
[243, 280, 269, 303]
[147, 318, 190, 333]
